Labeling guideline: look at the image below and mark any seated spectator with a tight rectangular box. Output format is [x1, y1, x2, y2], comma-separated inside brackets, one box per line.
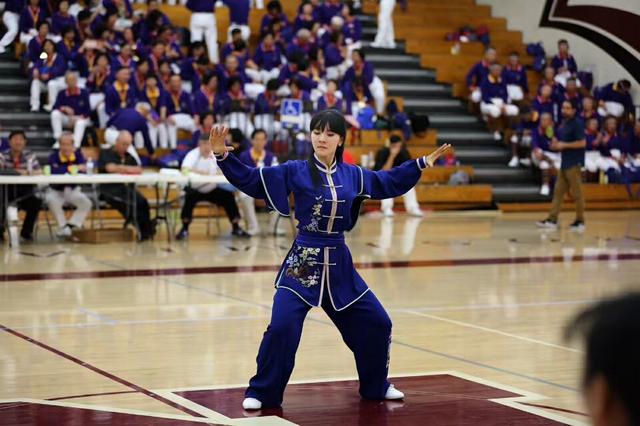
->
[260, 0, 289, 38]
[625, 120, 640, 174]
[221, 28, 244, 63]
[51, 0, 75, 38]
[51, 71, 91, 148]
[479, 63, 519, 143]
[224, 76, 254, 137]
[557, 77, 582, 114]
[344, 76, 374, 125]
[222, 0, 251, 41]
[216, 55, 248, 94]
[104, 105, 154, 160]
[596, 116, 627, 174]
[27, 21, 51, 65]
[247, 32, 283, 84]
[323, 31, 347, 81]
[581, 96, 600, 123]
[294, 1, 316, 32]
[532, 84, 557, 123]
[166, 74, 198, 150]
[253, 78, 282, 141]
[193, 73, 227, 117]
[100, 67, 136, 128]
[320, 0, 343, 26]
[501, 51, 528, 103]
[103, 0, 135, 32]
[597, 79, 634, 120]
[238, 128, 278, 235]
[138, 75, 169, 150]
[342, 3, 362, 53]
[75, 9, 94, 42]
[131, 58, 151, 98]
[531, 113, 560, 196]
[98, 130, 155, 241]
[30, 39, 67, 112]
[0, 0, 22, 54]
[111, 44, 136, 75]
[85, 53, 111, 120]
[465, 47, 495, 105]
[180, 42, 209, 92]
[286, 28, 316, 62]
[319, 15, 344, 48]
[45, 132, 92, 238]
[343, 49, 385, 114]
[0, 131, 42, 242]
[563, 293, 640, 426]
[157, 26, 182, 63]
[287, 78, 313, 130]
[157, 60, 173, 91]
[139, 2, 170, 44]
[551, 39, 578, 87]
[57, 26, 82, 73]
[148, 41, 167, 74]
[176, 131, 250, 239]
[584, 117, 602, 175]
[316, 79, 343, 112]
[373, 134, 423, 217]
[538, 66, 565, 104]
[19, 0, 46, 45]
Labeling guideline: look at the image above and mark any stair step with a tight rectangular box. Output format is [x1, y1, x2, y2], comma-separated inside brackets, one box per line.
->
[472, 167, 534, 184]
[386, 83, 451, 97]
[0, 112, 52, 126]
[452, 147, 512, 165]
[492, 185, 550, 202]
[0, 78, 30, 93]
[361, 41, 406, 55]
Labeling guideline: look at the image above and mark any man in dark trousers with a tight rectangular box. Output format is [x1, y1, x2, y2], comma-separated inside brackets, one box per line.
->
[98, 130, 155, 241]
[537, 100, 586, 231]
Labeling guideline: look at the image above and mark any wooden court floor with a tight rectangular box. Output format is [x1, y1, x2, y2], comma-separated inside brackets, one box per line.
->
[1, 210, 640, 425]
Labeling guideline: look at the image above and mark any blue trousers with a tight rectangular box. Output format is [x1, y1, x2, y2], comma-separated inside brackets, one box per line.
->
[245, 288, 392, 407]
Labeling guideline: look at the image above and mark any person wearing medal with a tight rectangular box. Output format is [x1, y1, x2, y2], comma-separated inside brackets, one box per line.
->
[209, 109, 451, 410]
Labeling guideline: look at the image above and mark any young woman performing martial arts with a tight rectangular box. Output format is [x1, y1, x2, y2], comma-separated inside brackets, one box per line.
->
[209, 110, 451, 410]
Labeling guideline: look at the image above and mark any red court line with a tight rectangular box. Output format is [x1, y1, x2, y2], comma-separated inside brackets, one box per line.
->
[0, 324, 208, 420]
[521, 402, 589, 417]
[1, 253, 640, 282]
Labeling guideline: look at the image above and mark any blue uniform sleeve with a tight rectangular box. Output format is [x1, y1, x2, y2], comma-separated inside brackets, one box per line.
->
[215, 152, 293, 216]
[359, 158, 426, 200]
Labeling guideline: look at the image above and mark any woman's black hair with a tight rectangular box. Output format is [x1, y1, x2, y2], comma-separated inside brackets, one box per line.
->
[307, 109, 347, 187]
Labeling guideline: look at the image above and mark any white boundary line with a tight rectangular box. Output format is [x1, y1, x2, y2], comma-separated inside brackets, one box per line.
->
[403, 310, 583, 353]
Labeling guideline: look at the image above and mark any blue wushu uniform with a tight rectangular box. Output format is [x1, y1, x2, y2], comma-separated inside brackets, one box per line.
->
[215, 150, 429, 407]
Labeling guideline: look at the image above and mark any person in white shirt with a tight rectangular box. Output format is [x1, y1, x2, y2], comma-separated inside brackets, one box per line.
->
[176, 132, 250, 239]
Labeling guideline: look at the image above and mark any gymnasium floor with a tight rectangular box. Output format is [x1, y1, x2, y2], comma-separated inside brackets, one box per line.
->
[2, 210, 639, 425]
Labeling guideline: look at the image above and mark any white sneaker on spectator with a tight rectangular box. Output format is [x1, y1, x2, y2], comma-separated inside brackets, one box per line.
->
[510, 134, 518, 144]
[56, 225, 72, 238]
[407, 208, 424, 218]
[519, 158, 531, 167]
[535, 219, 558, 229]
[0, 46, 6, 54]
[247, 227, 260, 236]
[493, 131, 502, 141]
[539, 184, 550, 196]
[382, 208, 394, 217]
[508, 156, 519, 167]
[242, 397, 262, 410]
[43, 105, 52, 112]
[385, 384, 404, 400]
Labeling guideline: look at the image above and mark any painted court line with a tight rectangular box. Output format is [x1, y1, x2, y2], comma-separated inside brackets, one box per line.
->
[404, 310, 582, 354]
[0, 323, 209, 420]
[2, 252, 640, 282]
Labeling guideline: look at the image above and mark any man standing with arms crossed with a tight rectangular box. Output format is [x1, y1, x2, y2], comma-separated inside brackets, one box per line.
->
[537, 100, 586, 231]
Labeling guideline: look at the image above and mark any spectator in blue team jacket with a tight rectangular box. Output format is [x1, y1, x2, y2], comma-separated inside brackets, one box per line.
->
[261, 0, 289, 38]
[19, 0, 45, 45]
[597, 80, 634, 120]
[50, 72, 91, 148]
[223, 0, 250, 41]
[51, 0, 75, 36]
[551, 39, 578, 88]
[44, 132, 92, 237]
[502, 51, 528, 103]
[30, 38, 67, 112]
[294, 2, 316, 32]
[105, 106, 154, 158]
[100, 67, 136, 129]
[193, 73, 227, 117]
[166, 74, 197, 149]
[138, 74, 169, 150]
[466, 47, 495, 104]
[479, 63, 519, 146]
[247, 32, 283, 83]
[26, 20, 50, 64]
[320, 0, 343, 25]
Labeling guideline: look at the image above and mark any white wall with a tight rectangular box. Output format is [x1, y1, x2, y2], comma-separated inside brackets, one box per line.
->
[476, 0, 640, 103]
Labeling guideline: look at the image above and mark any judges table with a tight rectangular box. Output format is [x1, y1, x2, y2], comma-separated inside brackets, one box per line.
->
[0, 172, 229, 242]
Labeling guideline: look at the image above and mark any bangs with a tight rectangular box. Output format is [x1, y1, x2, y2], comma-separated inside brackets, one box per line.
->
[309, 109, 346, 139]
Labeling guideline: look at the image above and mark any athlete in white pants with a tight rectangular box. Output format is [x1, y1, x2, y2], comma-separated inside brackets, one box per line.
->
[371, 0, 396, 49]
[0, 9, 20, 54]
[188, 0, 219, 63]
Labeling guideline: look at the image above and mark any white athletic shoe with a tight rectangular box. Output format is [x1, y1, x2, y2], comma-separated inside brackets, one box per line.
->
[519, 158, 532, 167]
[385, 384, 404, 400]
[56, 226, 72, 238]
[407, 208, 424, 218]
[539, 184, 550, 196]
[493, 131, 502, 141]
[242, 397, 262, 410]
[508, 156, 519, 168]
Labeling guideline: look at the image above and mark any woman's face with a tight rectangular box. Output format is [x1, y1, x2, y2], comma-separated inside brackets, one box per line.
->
[311, 125, 342, 160]
[44, 41, 54, 55]
[59, 1, 69, 13]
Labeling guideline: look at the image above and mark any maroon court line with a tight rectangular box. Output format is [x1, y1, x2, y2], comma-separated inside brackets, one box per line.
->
[2, 253, 640, 283]
[521, 402, 589, 417]
[0, 324, 213, 421]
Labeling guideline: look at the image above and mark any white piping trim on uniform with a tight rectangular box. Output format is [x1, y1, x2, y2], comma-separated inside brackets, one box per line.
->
[324, 199, 345, 203]
[322, 215, 343, 219]
[326, 267, 372, 311]
[276, 285, 317, 307]
[323, 184, 343, 188]
[357, 166, 364, 195]
[259, 167, 290, 217]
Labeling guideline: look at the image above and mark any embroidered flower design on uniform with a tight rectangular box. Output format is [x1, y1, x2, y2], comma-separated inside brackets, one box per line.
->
[285, 245, 321, 287]
[303, 195, 324, 232]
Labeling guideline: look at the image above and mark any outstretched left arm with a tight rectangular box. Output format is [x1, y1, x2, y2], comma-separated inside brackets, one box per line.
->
[360, 144, 452, 200]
